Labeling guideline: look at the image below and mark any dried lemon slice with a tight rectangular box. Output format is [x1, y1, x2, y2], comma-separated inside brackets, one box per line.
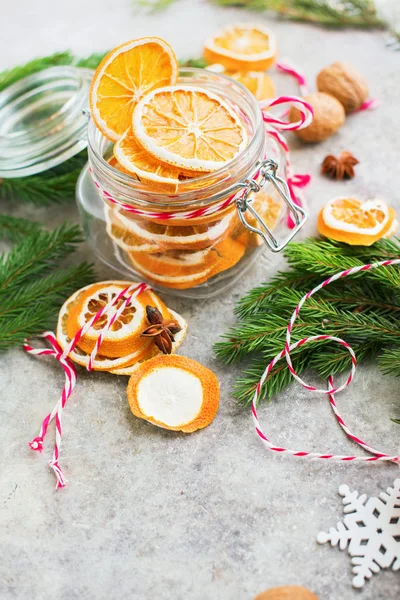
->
[203, 24, 277, 72]
[127, 355, 219, 432]
[90, 37, 178, 141]
[132, 85, 247, 173]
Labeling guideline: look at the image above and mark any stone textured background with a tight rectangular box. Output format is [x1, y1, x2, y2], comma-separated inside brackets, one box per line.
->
[0, 2, 399, 599]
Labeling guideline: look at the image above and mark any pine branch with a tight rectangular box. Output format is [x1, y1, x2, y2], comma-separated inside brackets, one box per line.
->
[0, 262, 95, 351]
[211, 0, 384, 28]
[75, 52, 107, 69]
[135, 0, 385, 28]
[378, 349, 400, 378]
[0, 215, 42, 243]
[0, 223, 86, 293]
[0, 220, 96, 351]
[0, 51, 74, 92]
[215, 238, 400, 412]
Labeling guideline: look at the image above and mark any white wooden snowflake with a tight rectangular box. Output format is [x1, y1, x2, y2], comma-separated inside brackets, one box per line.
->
[317, 479, 400, 588]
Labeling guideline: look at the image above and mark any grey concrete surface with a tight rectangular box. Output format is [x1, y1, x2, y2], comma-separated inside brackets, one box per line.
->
[0, 2, 399, 599]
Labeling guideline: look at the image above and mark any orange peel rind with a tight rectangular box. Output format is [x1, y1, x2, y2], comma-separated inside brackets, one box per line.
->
[127, 355, 219, 432]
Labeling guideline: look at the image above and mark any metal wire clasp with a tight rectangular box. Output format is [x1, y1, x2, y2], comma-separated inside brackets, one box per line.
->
[236, 159, 307, 252]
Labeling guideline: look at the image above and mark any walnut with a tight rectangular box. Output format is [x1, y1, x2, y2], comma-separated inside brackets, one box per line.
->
[289, 92, 345, 143]
[316, 62, 369, 113]
[255, 586, 319, 600]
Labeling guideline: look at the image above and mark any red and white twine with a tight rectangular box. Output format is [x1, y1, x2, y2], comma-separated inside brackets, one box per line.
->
[24, 282, 149, 488]
[252, 259, 400, 464]
[89, 94, 314, 222]
[23, 83, 388, 489]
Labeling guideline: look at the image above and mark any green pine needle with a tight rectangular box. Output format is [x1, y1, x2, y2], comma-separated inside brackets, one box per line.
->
[215, 238, 400, 413]
[0, 218, 96, 351]
[0, 51, 74, 93]
[0, 214, 42, 243]
[134, 0, 385, 28]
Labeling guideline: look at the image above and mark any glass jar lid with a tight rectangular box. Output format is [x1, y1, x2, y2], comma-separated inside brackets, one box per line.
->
[0, 66, 93, 178]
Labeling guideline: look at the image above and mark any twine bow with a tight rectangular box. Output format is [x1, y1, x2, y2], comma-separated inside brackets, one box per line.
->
[24, 282, 149, 488]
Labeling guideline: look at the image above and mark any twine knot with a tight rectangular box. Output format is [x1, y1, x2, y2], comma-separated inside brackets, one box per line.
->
[49, 460, 67, 489]
[29, 437, 44, 452]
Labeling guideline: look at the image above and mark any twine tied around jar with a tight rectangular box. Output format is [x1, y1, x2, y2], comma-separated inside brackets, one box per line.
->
[89, 94, 314, 232]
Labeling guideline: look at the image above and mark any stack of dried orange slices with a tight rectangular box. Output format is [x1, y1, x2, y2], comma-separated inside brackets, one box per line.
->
[56, 281, 187, 376]
[89, 35, 280, 290]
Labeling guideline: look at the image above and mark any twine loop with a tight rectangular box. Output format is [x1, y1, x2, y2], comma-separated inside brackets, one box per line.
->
[24, 283, 149, 488]
[252, 259, 400, 464]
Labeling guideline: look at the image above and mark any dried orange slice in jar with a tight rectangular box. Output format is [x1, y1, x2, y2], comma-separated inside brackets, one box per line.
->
[208, 65, 276, 102]
[57, 282, 187, 372]
[114, 128, 201, 193]
[115, 207, 238, 251]
[132, 86, 248, 173]
[105, 205, 161, 254]
[90, 38, 178, 141]
[318, 197, 397, 246]
[203, 24, 277, 72]
[130, 246, 220, 277]
[127, 355, 220, 432]
[244, 191, 282, 246]
[230, 70, 275, 101]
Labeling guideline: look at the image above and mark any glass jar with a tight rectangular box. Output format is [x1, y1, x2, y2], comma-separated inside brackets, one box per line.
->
[78, 67, 306, 298]
[0, 65, 306, 298]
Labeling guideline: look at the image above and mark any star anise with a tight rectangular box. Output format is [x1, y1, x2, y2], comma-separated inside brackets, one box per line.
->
[321, 151, 359, 180]
[141, 305, 182, 354]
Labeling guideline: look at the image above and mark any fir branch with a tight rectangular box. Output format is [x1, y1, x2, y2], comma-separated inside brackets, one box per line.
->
[135, 0, 384, 28]
[0, 223, 85, 293]
[75, 52, 107, 69]
[0, 51, 74, 92]
[179, 57, 209, 69]
[0, 215, 42, 243]
[215, 238, 400, 412]
[211, 0, 384, 28]
[0, 220, 95, 351]
[0, 262, 95, 351]
[378, 349, 400, 378]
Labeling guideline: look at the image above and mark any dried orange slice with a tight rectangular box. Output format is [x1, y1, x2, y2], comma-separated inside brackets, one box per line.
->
[107, 155, 134, 175]
[129, 234, 246, 289]
[211, 236, 247, 276]
[245, 191, 282, 246]
[90, 38, 178, 141]
[116, 207, 237, 251]
[129, 253, 215, 289]
[127, 355, 219, 432]
[132, 85, 248, 173]
[66, 282, 174, 358]
[57, 289, 186, 373]
[56, 284, 152, 371]
[230, 70, 275, 101]
[130, 246, 219, 277]
[318, 197, 396, 246]
[110, 309, 187, 375]
[105, 205, 161, 253]
[208, 65, 275, 101]
[203, 24, 277, 72]
[113, 128, 199, 193]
